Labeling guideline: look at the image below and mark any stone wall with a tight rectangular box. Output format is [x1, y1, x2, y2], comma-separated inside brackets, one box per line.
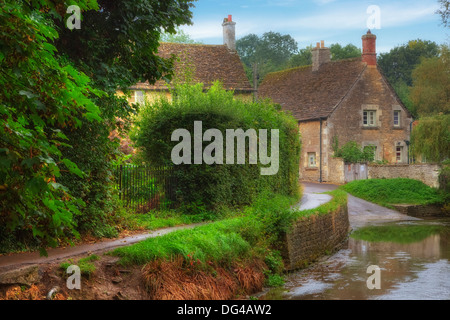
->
[281, 204, 350, 271]
[326, 157, 345, 184]
[368, 163, 441, 188]
[392, 204, 449, 218]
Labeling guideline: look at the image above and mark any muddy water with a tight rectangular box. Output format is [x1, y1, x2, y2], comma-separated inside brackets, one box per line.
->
[262, 218, 450, 300]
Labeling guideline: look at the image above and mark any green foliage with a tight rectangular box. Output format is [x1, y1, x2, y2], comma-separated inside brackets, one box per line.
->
[333, 141, 375, 163]
[341, 178, 444, 207]
[411, 114, 450, 163]
[160, 27, 201, 44]
[132, 82, 301, 211]
[378, 39, 440, 87]
[60, 255, 99, 278]
[437, 0, 450, 28]
[330, 43, 361, 61]
[1, 0, 196, 254]
[410, 45, 450, 117]
[236, 32, 298, 83]
[264, 273, 285, 287]
[378, 39, 440, 116]
[0, 0, 103, 253]
[288, 46, 313, 68]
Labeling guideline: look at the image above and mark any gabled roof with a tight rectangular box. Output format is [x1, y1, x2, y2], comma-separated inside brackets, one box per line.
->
[258, 58, 367, 121]
[131, 43, 254, 93]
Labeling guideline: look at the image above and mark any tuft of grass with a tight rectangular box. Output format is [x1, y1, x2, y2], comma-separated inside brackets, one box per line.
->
[60, 254, 99, 278]
[340, 178, 444, 208]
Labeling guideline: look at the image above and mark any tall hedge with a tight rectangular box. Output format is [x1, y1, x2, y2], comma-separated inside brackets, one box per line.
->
[132, 82, 301, 211]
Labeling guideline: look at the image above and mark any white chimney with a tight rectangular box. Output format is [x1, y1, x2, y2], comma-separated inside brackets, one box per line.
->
[222, 15, 236, 51]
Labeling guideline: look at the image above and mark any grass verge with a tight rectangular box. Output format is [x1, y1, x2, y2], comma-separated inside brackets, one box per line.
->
[340, 178, 444, 208]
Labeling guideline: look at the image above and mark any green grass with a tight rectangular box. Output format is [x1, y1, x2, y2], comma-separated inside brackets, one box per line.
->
[110, 190, 347, 270]
[111, 218, 255, 266]
[341, 178, 444, 208]
[292, 189, 348, 219]
[60, 254, 100, 277]
[351, 224, 447, 244]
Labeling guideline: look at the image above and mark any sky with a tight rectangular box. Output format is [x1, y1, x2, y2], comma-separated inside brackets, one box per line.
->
[180, 0, 449, 53]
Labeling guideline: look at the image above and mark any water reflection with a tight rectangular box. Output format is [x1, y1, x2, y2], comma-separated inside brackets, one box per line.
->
[261, 219, 450, 300]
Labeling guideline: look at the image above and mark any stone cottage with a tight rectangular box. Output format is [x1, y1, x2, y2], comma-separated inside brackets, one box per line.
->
[258, 31, 413, 183]
[123, 15, 254, 104]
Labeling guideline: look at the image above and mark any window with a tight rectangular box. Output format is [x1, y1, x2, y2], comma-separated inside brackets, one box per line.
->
[134, 90, 145, 104]
[308, 153, 317, 167]
[393, 110, 401, 127]
[363, 110, 377, 127]
[396, 146, 403, 163]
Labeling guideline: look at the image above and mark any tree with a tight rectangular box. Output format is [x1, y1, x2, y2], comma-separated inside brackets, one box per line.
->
[288, 45, 313, 68]
[378, 39, 440, 117]
[0, 0, 102, 253]
[51, 0, 195, 237]
[330, 43, 361, 61]
[378, 40, 440, 87]
[160, 27, 201, 44]
[236, 32, 298, 83]
[410, 45, 450, 116]
[437, 0, 450, 28]
[0, 0, 195, 252]
[411, 114, 450, 163]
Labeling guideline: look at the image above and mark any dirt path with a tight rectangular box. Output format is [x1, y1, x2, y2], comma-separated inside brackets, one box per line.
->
[0, 223, 206, 273]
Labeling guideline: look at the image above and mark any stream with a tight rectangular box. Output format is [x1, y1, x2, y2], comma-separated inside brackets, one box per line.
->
[262, 213, 450, 300]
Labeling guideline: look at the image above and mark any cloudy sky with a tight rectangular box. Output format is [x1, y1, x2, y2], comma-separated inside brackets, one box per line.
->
[181, 0, 448, 53]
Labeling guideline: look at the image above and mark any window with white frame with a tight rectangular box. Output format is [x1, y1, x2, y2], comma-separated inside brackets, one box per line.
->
[134, 90, 145, 104]
[308, 152, 317, 167]
[393, 110, 401, 127]
[363, 110, 377, 127]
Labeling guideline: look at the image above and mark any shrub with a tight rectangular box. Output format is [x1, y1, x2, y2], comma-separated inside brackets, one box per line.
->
[334, 141, 375, 163]
[132, 82, 301, 211]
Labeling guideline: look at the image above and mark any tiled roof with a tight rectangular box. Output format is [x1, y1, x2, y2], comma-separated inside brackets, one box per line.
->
[258, 58, 367, 121]
[131, 43, 254, 93]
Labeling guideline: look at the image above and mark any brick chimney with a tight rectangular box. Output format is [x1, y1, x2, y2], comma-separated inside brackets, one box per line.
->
[222, 15, 236, 51]
[312, 40, 331, 72]
[362, 30, 377, 66]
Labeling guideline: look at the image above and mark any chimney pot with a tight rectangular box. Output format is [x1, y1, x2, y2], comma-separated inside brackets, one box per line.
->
[321, 40, 325, 48]
[228, 14, 232, 22]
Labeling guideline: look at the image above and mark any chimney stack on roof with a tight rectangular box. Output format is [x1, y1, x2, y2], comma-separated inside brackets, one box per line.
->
[222, 15, 236, 51]
[362, 30, 377, 66]
[312, 40, 331, 72]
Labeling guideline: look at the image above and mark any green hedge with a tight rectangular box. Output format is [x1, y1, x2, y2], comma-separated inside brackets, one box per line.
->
[132, 82, 301, 211]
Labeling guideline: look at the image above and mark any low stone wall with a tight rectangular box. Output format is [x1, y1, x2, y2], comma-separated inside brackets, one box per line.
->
[392, 204, 449, 218]
[368, 164, 441, 188]
[281, 204, 350, 271]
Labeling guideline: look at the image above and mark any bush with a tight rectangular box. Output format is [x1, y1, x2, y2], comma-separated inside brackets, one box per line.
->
[334, 141, 375, 163]
[132, 82, 301, 211]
